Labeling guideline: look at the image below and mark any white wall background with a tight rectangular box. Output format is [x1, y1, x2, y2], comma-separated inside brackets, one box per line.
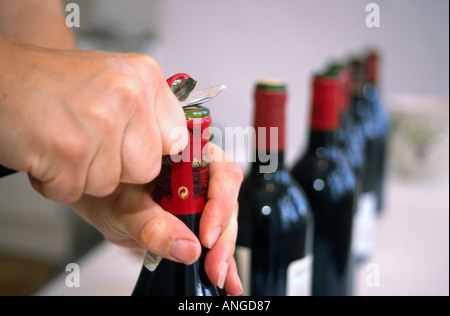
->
[71, 0, 449, 169]
[150, 0, 449, 168]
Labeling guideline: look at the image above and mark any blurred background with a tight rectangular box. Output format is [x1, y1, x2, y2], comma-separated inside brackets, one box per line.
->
[0, 0, 448, 296]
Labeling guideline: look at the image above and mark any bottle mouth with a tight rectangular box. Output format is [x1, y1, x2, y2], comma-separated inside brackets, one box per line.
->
[183, 105, 210, 119]
[255, 78, 286, 91]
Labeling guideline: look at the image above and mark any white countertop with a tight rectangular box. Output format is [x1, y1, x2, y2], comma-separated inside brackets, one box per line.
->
[34, 242, 144, 296]
[355, 174, 449, 296]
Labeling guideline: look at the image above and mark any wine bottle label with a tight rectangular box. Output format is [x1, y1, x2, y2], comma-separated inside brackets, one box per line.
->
[352, 192, 378, 260]
[154, 115, 212, 215]
[235, 246, 313, 296]
[286, 254, 313, 296]
[143, 250, 163, 272]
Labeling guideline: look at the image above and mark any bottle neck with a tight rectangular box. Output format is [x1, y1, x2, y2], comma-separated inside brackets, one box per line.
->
[307, 130, 337, 153]
[154, 112, 211, 216]
[349, 58, 365, 100]
[253, 89, 286, 153]
[364, 50, 380, 86]
[250, 151, 285, 175]
[309, 75, 341, 131]
[251, 81, 287, 174]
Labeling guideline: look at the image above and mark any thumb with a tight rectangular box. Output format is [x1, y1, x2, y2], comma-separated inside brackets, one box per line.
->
[154, 82, 189, 155]
[132, 199, 202, 265]
[70, 183, 201, 265]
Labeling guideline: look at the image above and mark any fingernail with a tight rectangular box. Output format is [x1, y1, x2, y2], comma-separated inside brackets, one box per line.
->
[169, 239, 199, 264]
[208, 227, 221, 249]
[218, 262, 228, 289]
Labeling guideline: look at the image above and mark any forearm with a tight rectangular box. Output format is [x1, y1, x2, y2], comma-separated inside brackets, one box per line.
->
[0, 0, 76, 49]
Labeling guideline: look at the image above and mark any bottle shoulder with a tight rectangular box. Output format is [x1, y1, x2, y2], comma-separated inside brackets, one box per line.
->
[241, 168, 308, 198]
[132, 259, 219, 296]
[291, 147, 356, 199]
[239, 168, 312, 227]
[292, 147, 338, 174]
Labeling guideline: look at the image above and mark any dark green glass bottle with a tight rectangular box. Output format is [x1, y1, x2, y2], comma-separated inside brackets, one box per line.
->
[291, 73, 357, 296]
[236, 80, 314, 296]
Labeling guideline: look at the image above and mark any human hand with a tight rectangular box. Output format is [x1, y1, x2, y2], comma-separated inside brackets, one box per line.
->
[70, 144, 244, 296]
[0, 37, 187, 203]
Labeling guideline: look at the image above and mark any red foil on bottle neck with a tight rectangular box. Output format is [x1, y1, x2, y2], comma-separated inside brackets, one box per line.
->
[337, 67, 352, 115]
[253, 86, 286, 152]
[365, 50, 379, 85]
[154, 115, 212, 215]
[310, 76, 340, 131]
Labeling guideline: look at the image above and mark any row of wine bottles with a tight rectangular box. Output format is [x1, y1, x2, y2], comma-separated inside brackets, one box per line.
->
[131, 50, 390, 297]
[235, 48, 391, 296]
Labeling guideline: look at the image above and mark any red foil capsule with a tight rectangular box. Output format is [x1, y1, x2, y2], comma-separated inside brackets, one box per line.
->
[253, 80, 287, 152]
[154, 106, 212, 215]
[310, 75, 341, 131]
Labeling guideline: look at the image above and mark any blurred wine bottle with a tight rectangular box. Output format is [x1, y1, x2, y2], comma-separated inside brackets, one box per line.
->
[363, 49, 391, 215]
[328, 61, 365, 211]
[328, 60, 375, 267]
[345, 57, 383, 263]
[235, 80, 314, 296]
[291, 73, 357, 296]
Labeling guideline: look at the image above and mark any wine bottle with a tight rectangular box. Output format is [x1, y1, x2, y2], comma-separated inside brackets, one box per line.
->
[327, 61, 374, 266]
[235, 80, 314, 296]
[0, 165, 16, 178]
[291, 73, 357, 296]
[347, 58, 381, 263]
[328, 62, 365, 195]
[363, 49, 390, 215]
[132, 104, 220, 296]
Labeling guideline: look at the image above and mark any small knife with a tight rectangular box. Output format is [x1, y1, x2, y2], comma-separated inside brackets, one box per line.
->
[180, 84, 226, 107]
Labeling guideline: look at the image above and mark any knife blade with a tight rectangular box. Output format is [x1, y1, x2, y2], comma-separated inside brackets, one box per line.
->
[180, 85, 226, 107]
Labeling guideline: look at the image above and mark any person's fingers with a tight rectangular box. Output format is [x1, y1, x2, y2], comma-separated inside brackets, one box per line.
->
[28, 170, 86, 204]
[120, 108, 163, 184]
[118, 68, 163, 184]
[120, 56, 187, 184]
[203, 208, 242, 296]
[83, 108, 124, 197]
[26, 128, 92, 203]
[153, 73, 189, 156]
[193, 144, 243, 295]
[84, 139, 123, 197]
[107, 183, 202, 264]
[199, 144, 243, 249]
[223, 259, 243, 296]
